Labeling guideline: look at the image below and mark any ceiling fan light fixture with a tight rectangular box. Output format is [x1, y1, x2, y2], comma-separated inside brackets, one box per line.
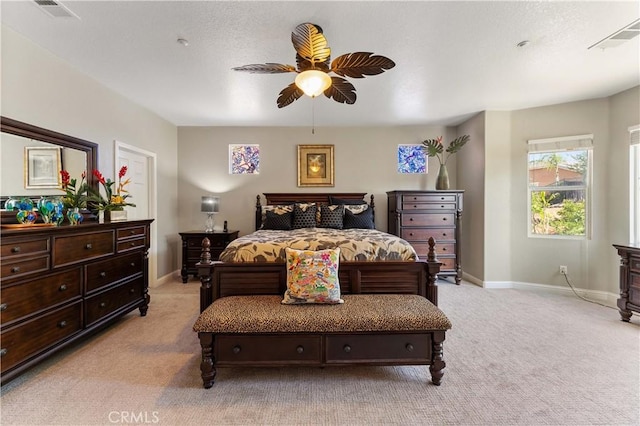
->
[295, 70, 332, 98]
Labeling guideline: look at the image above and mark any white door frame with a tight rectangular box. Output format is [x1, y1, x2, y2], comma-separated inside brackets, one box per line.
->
[114, 140, 158, 285]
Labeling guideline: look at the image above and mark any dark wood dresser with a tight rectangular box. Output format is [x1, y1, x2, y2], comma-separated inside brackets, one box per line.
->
[1, 219, 153, 384]
[179, 230, 239, 283]
[387, 190, 463, 284]
[613, 243, 640, 322]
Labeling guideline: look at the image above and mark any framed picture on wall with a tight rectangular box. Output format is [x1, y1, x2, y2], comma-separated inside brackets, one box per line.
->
[397, 144, 427, 174]
[24, 146, 62, 189]
[229, 144, 260, 174]
[297, 144, 334, 187]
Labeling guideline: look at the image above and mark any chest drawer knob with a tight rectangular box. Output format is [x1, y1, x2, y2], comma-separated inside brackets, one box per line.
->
[11, 246, 21, 253]
[130, 242, 136, 247]
[130, 262, 136, 267]
[129, 288, 136, 294]
[58, 320, 67, 328]
[11, 266, 20, 273]
[100, 302, 107, 308]
[0, 348, 7, 357]
[232, 345, 241, 354]
[409, 218, 414, 222]
[409, 233, 414, 236]
[0, 303, 7, 311]
[296, 345, 304, 354]
[343, 344, 351, 353]
[59, 284, 67, 291]
[85, 243, 93, 250]
[405, 343, 414, 352]
[442, 218, 447, 221]
[100, 272, 107, 278]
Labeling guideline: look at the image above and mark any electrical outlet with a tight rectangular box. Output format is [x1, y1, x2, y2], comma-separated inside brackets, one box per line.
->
[559, 265, 568, 275]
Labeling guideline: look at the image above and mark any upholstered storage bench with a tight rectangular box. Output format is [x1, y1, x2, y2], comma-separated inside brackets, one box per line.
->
[193, 293, 452, 388]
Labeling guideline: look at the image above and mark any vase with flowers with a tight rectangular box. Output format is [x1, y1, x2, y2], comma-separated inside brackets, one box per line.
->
[60, 170, 88, 225]
[90, 166, 136, 221]
[421, 135, 470, 190]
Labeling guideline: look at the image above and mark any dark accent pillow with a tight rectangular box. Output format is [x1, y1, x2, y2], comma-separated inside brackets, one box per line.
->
[343, 208, 375, 229]
[329, 196, 367, 205]
[293, 204, 318, 229]
[263, 210, 293, 230]
[320, 205, 344, 229]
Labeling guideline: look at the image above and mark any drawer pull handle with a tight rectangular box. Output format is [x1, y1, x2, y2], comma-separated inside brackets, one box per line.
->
[440, 197, 445, 200]
[442, 218, 447, 221]
[58, 320, 67, 328]
[442, 233, 447, 236]
[413, 205, 417, 208]
[0, 303, 7, 311]
[409, 218, 414, 221]
[406, 343, 414, 352]
[100, 302, 107, 308]
[130, 230, 136, 234]
[409, 233, 414, 236]
[343, 345, 351, 353]
[0, 348, 7, 357]
[11, 266, 20, 273]
[100, 272, 107, 278]
[296, 345, 304, 354]
[130, 242, 136, 247]
[11, 246, 20, 253]
[232, 345, 241, 354]
[59, 284, 67, 291]
[130, 262, 136, 267]
[441, 205, 445, 208]
[442, 248, 447, 251]
[85, 243, 93, 250]
[129, 288, 136, 294]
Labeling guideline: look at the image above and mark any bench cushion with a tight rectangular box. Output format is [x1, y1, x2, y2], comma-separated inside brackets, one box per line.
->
[193, 294, 452, 334]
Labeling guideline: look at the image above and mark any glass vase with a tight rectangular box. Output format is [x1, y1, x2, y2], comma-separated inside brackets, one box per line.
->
[67, 207, 83, 225]
[435, 164, 450, 190]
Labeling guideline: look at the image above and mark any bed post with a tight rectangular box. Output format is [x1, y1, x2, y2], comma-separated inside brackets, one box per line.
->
[255, 195, 262, 231]
[197, 237, 213, 313]
[426, 237, 441, 306]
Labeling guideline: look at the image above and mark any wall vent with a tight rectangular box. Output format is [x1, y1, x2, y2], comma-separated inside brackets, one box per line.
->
[589, 19, 640, 50]
[33, 0, 79, 19]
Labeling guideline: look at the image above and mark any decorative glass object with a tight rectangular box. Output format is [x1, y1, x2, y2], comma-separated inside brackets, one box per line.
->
[67, 207, 83, 225]
[7, 197, 37, 225]
[16, 209, 38, 225]
[38, 196, 64, 224]
[436, 164, 450, 190]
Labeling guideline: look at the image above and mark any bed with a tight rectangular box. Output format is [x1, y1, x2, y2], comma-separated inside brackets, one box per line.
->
[197, 193, 442, 312]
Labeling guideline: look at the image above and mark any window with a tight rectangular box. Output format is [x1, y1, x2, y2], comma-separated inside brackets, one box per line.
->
[630, 125, 640, 244]
[527, 135, 593, 238]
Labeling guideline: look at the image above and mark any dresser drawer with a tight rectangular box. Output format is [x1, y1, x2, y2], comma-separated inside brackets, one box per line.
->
[53, 230, 114, 267]
[326, 333, 430, 363]
[1, 256, 49, 281]
[402, 194, 457, 203]
[0, 301, 82, 374]
[630, 257, 640, 274]
[187, 236, 227, 249]
[438, 257, 456, 271]
[1, 268, 82, 325]
[116, 226, 146, 240]
[216, 334, 321, 363]
[1, 237, 49, 259]
[85, 252, 143, 293]
[401, 213, 454, 227]
[401, 202, 456, 211]
[117, 236, 146, 253]
[401, 228, 455, 242]
[85, 277, 144, 326]
[410, 242, 455, 257]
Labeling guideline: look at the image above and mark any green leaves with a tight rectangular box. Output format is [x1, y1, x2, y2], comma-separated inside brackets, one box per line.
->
[421, 135, 470, 165]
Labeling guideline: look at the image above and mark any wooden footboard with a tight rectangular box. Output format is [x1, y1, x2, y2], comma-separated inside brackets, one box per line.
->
[197, 237, 442, 312]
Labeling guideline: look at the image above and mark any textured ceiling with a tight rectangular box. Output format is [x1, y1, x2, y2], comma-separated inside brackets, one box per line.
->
[2, 1, 639, 127]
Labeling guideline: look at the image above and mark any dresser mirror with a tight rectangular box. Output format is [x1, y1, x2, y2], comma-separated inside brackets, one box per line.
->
[0, 116, 99, 216]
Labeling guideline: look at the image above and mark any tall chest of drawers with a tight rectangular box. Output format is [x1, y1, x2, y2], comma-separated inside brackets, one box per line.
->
[387, 190, 463, 284]
[0, 219, 153, 384]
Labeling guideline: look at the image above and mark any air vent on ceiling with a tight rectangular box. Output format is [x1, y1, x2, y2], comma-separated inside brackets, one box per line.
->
[33, 0, 79, 19]
[589, 18, 640, 50]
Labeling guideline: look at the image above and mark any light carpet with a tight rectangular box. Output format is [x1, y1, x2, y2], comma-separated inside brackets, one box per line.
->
[1, 278, 638, 425]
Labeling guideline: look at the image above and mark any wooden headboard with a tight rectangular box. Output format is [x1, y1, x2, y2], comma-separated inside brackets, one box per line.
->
[255, 193, 375, 230]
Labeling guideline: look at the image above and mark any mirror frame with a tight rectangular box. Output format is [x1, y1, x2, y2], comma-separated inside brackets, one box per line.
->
[1, 116, 99, 217]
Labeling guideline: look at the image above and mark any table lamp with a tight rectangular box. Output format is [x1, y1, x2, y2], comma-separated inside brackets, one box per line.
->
[201, 196, 219, 232]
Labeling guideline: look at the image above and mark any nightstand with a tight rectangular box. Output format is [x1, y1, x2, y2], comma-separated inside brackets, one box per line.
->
[179, 230, 239, 283]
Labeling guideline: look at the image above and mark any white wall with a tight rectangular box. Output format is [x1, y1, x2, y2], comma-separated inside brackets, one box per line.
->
[1, 26, 180, 280]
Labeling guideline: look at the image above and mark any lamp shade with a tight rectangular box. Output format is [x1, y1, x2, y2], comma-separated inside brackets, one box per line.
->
[201, 196, 219, 213]
[295, 70, 332, 97]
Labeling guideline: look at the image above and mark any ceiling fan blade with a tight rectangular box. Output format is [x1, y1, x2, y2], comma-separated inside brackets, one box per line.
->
[330, 52, 396, 78]
[291, 23, 331, 67]
[277, 82, 304, 108]
[296, 54, 330, 72]
[324, 77, 356, 104]
[233, 63, 297, 74]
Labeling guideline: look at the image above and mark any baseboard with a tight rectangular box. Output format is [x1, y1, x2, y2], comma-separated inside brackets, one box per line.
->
[461, 272, 618, 308]
[150, 269, 181, 288]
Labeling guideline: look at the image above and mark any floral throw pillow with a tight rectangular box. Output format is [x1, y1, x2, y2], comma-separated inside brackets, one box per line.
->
[282, 247, 343, 304]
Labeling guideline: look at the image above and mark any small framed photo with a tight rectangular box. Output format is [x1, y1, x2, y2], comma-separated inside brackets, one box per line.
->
[24, 146, 62, 189]
[297, 144, 334, 187]
[229, 144, 260, 174]
[397, 144, 427, 174]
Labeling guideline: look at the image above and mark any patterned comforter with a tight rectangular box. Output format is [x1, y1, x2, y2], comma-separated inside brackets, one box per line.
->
[218, 228, 418, 262]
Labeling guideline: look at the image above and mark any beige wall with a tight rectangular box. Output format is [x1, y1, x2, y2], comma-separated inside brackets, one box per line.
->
[1, 26, 180, 280]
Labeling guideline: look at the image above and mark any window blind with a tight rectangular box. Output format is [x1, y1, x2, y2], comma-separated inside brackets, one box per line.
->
[527, 134, 593, 152]
[629, 125, 640, 146]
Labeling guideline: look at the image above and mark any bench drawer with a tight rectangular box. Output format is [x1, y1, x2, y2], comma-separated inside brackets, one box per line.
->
[326, 333, 431, 363]
[216, 334, 321, 364]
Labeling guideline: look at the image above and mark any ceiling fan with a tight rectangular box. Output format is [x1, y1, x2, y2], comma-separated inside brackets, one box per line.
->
[233, 22, 396, 108]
